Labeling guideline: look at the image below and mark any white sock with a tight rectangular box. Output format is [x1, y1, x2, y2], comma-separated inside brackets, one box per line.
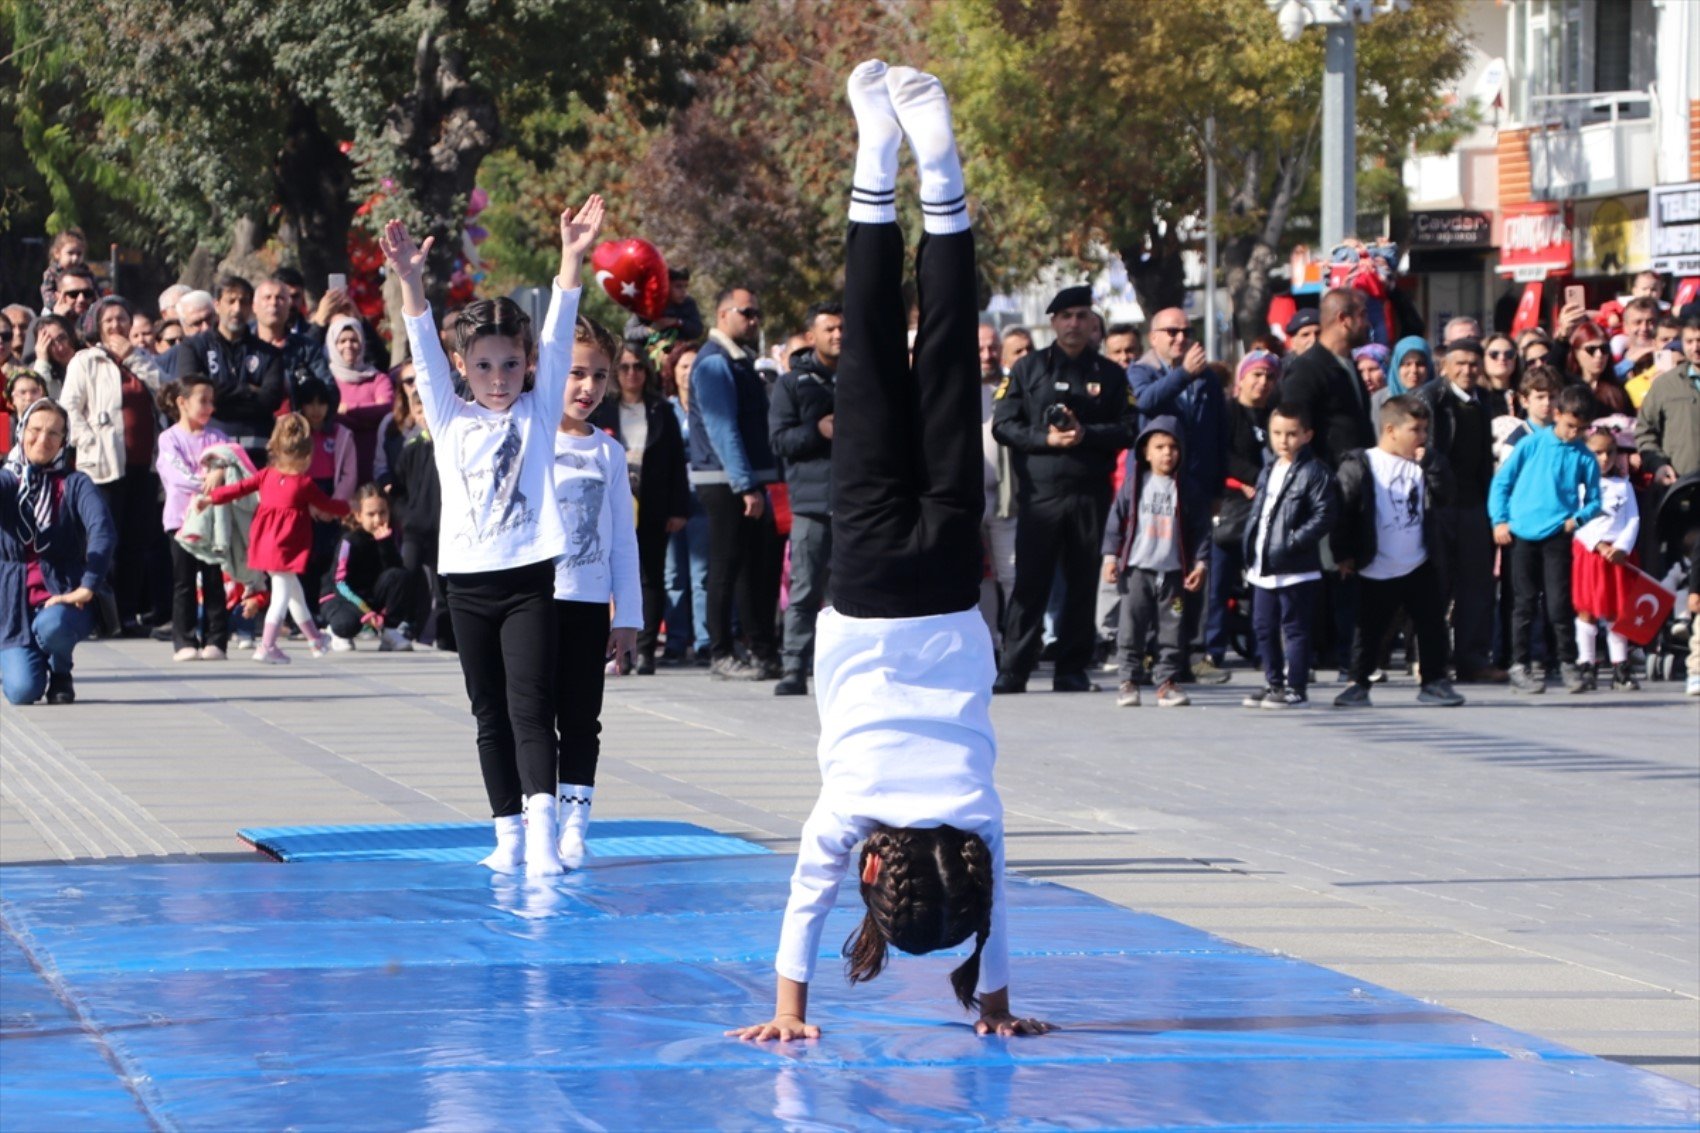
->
[1574, 618, 1598, 666]
[886, 66, 968, 234]
[1605, 627, 1629, 664]
[847, 60, 899, 224]
[557, 783, 593, 869]
[523, 793, 564, 877]
[478, 814, 525, 875]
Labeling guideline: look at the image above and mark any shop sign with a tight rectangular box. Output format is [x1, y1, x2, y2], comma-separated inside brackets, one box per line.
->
[1573, 195, 1649, 276]
[1650, 182, 1700, 276]
[1409, 210, 1493, 249]
[1496, 202, 1572, 281]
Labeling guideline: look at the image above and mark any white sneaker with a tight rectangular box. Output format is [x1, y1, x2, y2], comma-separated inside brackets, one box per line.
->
[198, 645, 226, 661]
[253, 644, 290, 665]
[1687, 673, 1700, 697]
[330, 635, 355, 653]
[235, 635, 255, 651]
[173, 646, 201, 662]
[378, 628, 412, 652]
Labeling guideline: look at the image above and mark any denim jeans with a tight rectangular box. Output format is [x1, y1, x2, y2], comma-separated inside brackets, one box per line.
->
[664, 511, 711, 653]
[1, 602, 94, 705]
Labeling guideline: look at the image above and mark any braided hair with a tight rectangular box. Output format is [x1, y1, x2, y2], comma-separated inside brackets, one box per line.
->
[843, 824, 995, 1011]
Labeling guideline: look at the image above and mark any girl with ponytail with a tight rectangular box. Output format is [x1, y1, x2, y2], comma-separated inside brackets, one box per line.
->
[727, 62, 1052, 1042]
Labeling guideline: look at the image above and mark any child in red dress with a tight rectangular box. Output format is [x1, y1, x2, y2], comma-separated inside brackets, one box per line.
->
[1571, 423, 1642, 692]
[196, 414, 350, 664]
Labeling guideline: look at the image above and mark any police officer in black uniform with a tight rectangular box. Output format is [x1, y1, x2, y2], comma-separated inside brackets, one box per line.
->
[991, 285, 1139, 693]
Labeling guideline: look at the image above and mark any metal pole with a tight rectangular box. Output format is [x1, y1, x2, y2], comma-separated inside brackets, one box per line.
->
[1204, 116, 1218, 359]
[1320, 21, 1356, 251]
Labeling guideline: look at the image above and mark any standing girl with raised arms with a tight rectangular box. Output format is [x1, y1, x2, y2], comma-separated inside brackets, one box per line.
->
[380, 194, 605, 878]
[728, 63, 1050, 1041]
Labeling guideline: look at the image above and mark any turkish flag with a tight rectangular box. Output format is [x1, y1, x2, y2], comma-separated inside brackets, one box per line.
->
[1510, 282, 1544, 337]
[1616, 564, 1676, 647]
[1674, 277, 1699, 313]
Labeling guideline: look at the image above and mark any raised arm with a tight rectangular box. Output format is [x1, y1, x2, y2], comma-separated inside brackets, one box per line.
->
[381, 221, 463, 438]
[534, 195, 602, 421]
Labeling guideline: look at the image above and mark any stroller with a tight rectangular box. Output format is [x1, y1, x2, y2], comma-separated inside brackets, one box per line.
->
[1647, 472, 1700, 682]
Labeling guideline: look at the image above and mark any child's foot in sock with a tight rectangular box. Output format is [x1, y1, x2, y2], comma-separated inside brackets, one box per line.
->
[479, 814, 525, 874]
[886, 66, 969, 234]
[523, 793, 565, 877]
[847, 59, 899, 224]
[556, 784, 594, 869]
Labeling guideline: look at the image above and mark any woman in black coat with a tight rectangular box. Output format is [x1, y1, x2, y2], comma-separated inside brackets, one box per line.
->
[593, 346, 691, 673]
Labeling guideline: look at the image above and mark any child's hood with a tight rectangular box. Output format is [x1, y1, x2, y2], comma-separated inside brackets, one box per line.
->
[1135, 415, 1183, 467]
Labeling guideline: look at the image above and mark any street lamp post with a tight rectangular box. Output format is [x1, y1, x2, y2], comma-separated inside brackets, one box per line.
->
[1267, 0, 1409, 252]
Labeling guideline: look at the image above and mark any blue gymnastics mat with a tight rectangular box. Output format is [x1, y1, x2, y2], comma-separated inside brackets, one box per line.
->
[3, 853, 1695, 1131]
[238, 817, 772, 863]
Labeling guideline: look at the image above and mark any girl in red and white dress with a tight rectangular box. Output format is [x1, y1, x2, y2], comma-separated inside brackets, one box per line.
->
[1571, 422, 1641, 692]
[196, 413, 350, 664]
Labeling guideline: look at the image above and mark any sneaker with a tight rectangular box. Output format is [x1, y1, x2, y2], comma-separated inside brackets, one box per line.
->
[1115, 681, 1141, 707]
[1686, 673, 1700, 697]
[992, 672, 1027, 695]
[774, 673, 809, 696]
[635, 654, 656, 675]
[1052, 671, 1099, 693]
[1416, 680, 1465, 707]
[172, 646, 201, 663]
[1333, 682, 1372, 708]
[1366, 668, 1387, 685]
[235, 634, 256, 651]
[253, 645, 290, 665]
[1610, 661, 1641, 692]
[755, 657, 784, 680]
[1335, 669, 1353, 684]
[308, 637, 332, 659]
[1192, 658, 1232, 685]
[45, 671, 74, 705]
[1507, 664, 1544, 694]
[1262, 687, 1307, 709]
[1155, 681, 1190, 708]
[1242, 685, 1280, 708]
[1455, 665, 1508, 684]
[1560, 663, 1586, 694]
[709, 655, 763, 681]
[378, 628, 412, 652]
[198, 645, 226, 661]
[330, 635, 356, 653]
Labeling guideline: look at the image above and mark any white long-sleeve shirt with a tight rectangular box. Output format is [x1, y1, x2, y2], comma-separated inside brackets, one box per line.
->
[1575, 475, 1639, 552]
[403, 283, 579, 575]
[775, 607, 1009, 997]
[551, 428, 641, 627]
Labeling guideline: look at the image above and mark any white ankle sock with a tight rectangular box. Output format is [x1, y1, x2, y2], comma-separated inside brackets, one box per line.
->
[847, 60, 899, 224]
[557, 783, 593, 869]
[479, 814, 525, 875]
[886, 66, 968, 235]
[1575, 618, 1598, 666]
[523, 793, 564, 877]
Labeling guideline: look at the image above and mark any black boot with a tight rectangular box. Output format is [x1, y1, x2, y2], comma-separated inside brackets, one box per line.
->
[1577, 662, 1597, 692]
[1611, 661, 1641, 691]
[773, 672, 808, 696]
[46, 670, 75, 705]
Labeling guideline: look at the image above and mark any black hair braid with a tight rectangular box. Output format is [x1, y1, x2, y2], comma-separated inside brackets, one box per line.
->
[843, 828, 908, 985]
[947, 833, 995, 1011]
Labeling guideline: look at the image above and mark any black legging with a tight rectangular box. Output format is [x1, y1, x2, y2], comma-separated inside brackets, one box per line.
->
[555, 599, 611, 786]
[635, 522, 670, 659]
[99, 469, 163, 623]
[444, 560, 558, 817]
[830, 223, 983, 620]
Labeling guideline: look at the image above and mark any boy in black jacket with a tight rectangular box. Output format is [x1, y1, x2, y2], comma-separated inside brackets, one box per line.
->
[1102, 416, 1210, 707]
[1331, 394, 1466, 709]
[1241, 403, 1337, 708]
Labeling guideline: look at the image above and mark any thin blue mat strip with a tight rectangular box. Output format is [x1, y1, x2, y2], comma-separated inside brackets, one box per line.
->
[238, 818, 771, 863]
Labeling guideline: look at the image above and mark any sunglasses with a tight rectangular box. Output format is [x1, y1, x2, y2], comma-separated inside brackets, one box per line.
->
[1486, 349, 1515, 360]
[1153, 327, 1188, 337]
[735, 307, 762, 320]
[60, 288, 96, 300]
[1522, 351, 1550, 363]
[1578, 344, 1606, 355]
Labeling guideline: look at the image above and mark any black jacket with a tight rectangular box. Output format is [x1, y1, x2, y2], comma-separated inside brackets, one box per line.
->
[1279, 343, 1375, 469]
[991, 343, 1138, 499]
[593, 394, 691, 532]
[389, 430, 441, 544]
[1242, 447, 1339, 576]
[168, 330, 287, 444]
[1415, 380, 1494, 504]
[1330, 447, 1454, 571]
[767, 348, 835, 517]
[1218, 400, 1271, 545]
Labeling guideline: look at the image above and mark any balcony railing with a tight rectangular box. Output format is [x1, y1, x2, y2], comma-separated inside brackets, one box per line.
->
[1524, 91, 1656, 200]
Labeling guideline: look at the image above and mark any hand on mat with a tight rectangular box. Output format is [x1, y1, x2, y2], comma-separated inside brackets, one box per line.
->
[975, 1010, 1055, 1037]
[726, 1015, 820, 1042]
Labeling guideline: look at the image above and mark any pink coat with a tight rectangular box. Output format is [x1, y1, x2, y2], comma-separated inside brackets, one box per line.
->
[335, 371, 394, 484]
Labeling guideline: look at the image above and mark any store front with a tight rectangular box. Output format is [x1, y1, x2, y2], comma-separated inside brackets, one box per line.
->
[1407, 209, 1495, 334]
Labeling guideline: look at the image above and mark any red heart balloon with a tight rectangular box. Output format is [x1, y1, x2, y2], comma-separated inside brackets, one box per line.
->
[591, 239, 670, 322]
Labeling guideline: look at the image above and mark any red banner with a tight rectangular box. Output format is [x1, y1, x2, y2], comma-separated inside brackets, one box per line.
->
[1616, 564, 1677, 648]
[1497, 202, 1573, 281]
[1509, 282, 1544, 337]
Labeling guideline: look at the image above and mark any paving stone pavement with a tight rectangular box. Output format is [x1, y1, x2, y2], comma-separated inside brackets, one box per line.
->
[3, 638, 1697, 1086]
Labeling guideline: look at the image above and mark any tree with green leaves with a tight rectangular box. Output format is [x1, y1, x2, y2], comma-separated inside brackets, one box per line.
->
[928, 0, 1470, 345]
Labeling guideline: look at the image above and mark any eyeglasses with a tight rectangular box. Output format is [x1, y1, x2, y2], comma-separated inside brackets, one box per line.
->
[735, 307, 762, 320]
[1153, 326, 1188, 337]
[1486, 349, 1515, 360]
[1578, 344, 1606, 355]
[60, 288, 96, 300]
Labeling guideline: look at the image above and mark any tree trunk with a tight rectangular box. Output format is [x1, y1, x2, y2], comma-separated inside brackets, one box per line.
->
[1122, 224, 1187, 324]
[275, 98, 354, 295]
[386, 3, 500, 310]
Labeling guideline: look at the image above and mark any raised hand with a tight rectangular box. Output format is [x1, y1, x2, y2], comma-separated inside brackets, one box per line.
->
[560, 194, 607, 261]
[379, 220, 435, 282]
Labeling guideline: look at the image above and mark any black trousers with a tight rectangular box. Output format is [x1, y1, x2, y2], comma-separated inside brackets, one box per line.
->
[444, 560, 558, 817]
[167, 533, 228, 651]
[635, 522, 670, 658]
[1002, 489, 1110, 679]
[1510, 532, 1576, 667]
[1253, 579, 1319, 694]
[99, 469, 163, 623]
[831, 223, 983, 619]
[555, 599, 610, 786]
[1351, 559, 1449, 685]
[699, 483, 779, 661]
[320, 567, 418, 639]
[1437, 504, 1494, 674]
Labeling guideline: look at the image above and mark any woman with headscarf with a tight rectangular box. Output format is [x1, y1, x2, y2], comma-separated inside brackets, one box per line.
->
[326, 314, 394, 484]
[1386, 336, 1433, 397]
[0, 400, 115, 704]
[1352, 343, 1392, 433]
[60, 296, 165, 634]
